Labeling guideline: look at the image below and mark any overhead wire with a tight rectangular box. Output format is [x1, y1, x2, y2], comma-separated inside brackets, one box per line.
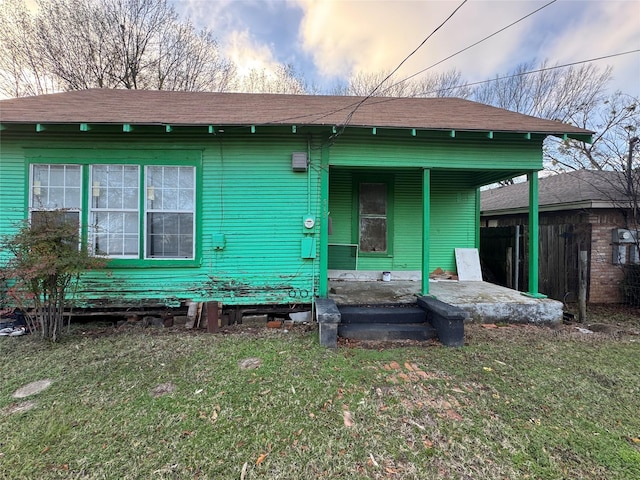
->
[380, 0, 558, 94]
[233, 0, 560, 129]
[338, 0, 469, 134]
[369, 49, 640, 104]
[212, 0, 636, 137]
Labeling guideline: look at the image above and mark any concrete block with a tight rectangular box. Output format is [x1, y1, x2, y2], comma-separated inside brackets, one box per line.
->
[242, 314, 267, 326]
[315, 298, 341, 324]
[418, 296, 467, 347]
[289, 311, 311, 323]
[319, 323, 338, 348]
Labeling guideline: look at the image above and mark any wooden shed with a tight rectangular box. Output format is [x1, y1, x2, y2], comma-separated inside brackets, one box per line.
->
[0, 89, 592, 313]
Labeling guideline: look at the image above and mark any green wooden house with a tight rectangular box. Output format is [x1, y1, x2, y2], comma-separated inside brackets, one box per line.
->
[0, 89, 591, 312]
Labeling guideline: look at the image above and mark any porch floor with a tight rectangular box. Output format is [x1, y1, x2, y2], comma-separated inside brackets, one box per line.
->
[328, 280, 564, 324]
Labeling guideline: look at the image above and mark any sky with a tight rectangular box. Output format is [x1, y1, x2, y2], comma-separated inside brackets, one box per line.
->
[173, 0, 640, 96]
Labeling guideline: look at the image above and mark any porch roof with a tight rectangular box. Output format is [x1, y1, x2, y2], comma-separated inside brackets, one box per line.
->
[1, 89, 592, 141]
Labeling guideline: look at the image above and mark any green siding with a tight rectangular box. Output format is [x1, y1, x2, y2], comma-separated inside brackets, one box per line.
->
[429, 172, 477, 273]
[1, 127, 543, 307]
[0, 144, 27, 265]
[393, 171, 422, 269]
[328, 169, 477, 274]
[328, 169, 353, 246]
[329, 135, 543, 174]
[1, 134, 322, 307]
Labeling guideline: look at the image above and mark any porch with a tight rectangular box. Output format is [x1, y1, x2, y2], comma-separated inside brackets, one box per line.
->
[328, 275, 564, 324]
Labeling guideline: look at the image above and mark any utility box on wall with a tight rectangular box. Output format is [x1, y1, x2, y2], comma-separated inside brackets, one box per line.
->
[301, 237, 316, 259]
[612, 228, 636, 244]
[292, 152, 308, 172]
[212, 233, 226, 250]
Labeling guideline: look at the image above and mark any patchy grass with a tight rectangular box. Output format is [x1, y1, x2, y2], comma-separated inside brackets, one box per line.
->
[0, 310, 639, 479]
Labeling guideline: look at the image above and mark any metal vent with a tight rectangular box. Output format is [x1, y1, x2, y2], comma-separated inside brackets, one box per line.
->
[292, 152, 308, 172]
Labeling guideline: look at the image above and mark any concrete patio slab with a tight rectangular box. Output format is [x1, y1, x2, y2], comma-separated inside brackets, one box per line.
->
[328, 279, 563, 324]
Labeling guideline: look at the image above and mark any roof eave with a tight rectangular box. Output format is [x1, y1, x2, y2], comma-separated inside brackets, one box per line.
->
[481, 199, 630, 216]
[0, 121, 591, 140]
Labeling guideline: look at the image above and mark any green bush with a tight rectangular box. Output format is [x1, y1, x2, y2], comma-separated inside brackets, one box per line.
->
[0, 210, 105, 341]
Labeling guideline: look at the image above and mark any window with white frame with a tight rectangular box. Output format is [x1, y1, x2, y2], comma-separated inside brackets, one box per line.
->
[29, 162, 196, 261]
[145, 166, 195, 259]
[90, 165, 140, 258]
[30, 164, 82, 229]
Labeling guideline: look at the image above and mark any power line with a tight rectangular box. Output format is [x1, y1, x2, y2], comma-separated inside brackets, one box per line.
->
[381, 0, 558, 94]
[413, 49, 640, 97]
[339, 0, 469, 132]
[354, 49, 640, 114]
[287, 0, 559, 128]
[220, 48, 639, 137]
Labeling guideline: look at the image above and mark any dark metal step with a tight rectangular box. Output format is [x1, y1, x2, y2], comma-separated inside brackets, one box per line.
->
[338, 305, 427, 324]
[338, 322, 437, 341]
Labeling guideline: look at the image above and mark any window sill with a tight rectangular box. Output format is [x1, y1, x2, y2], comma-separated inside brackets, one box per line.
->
[359, 252, 394, 258]
[105, 258, 201, 268]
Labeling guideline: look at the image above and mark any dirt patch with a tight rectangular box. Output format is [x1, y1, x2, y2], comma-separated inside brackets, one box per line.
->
[2, 400, 37, 416]
[13, 379, 53, 398]
[150, 382, 177, 398]
[238, 357, 262, 370]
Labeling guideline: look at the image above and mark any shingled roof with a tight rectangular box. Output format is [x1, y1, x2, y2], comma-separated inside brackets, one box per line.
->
[0, 89, 592, 137]
[481, 170, 631, 215]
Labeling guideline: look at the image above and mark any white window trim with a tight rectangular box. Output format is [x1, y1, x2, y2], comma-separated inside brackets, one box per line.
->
[89, 165, 140, 259]
[143, 166, 196, 260]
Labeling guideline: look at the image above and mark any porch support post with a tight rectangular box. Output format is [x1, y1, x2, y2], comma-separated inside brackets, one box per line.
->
[318, 140, 330, 298]
[524, 171, 546, 298]
[421, 168, 431, 295]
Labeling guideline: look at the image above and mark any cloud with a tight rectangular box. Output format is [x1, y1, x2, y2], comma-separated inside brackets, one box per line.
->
[293, 1, 541, 80]
[292, 0, 639, 94]
[174, 0, 638, 95]
[223, 29, 280, 77]
[538, 1, 640, 95]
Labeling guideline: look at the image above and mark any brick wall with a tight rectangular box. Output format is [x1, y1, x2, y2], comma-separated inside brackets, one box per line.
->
[482, 208, 629, 304]
[588, 212, 626, 303]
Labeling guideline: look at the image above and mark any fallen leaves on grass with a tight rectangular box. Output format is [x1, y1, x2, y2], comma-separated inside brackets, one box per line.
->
[343, 408, 355, 427]
[2, 400, 37, 416]
[442, 409, 463, 422]
[238, 357, 262, 370]
[255, 453, 268, 465]
[150, 382, 176, 398]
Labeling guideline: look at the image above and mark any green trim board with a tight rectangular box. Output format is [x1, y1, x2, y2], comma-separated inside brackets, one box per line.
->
[328, 135, 544, 175]
[319, 141, 330, 297]
[422, 169, 431, 295]
[526, 170, 547, 298]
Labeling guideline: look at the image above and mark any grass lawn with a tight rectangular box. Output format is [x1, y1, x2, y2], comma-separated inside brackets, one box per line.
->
[1, 308, 639, 479]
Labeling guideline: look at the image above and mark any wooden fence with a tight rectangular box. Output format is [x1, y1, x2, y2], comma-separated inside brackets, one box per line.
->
[480, 224, 591, 303]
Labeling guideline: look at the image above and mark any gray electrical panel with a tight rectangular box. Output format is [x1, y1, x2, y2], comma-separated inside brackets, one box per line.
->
[292, 152, 308, 172]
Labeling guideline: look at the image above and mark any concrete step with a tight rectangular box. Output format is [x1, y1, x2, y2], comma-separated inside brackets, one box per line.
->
[338, 322, 437, 341]
[338, 305, 427, 324]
